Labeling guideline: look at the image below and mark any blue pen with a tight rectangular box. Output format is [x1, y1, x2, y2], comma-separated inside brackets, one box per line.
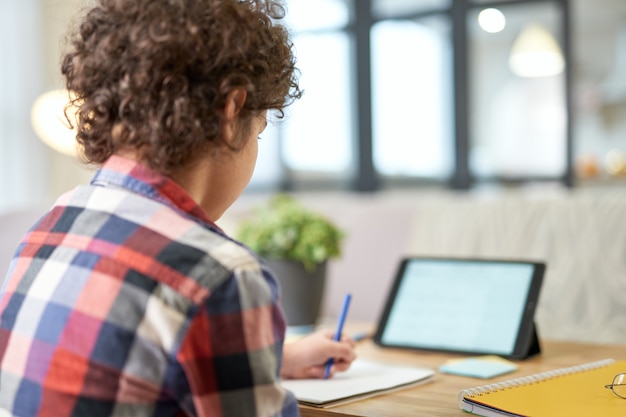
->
[324, 293, 352, 379]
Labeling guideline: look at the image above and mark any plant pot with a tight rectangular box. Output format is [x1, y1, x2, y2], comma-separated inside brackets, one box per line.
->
[265, 259, 327, 327]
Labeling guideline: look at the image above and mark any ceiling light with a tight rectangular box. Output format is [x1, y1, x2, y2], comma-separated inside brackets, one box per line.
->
[478, 8, 506, 34]
[509, 24, 564, 78]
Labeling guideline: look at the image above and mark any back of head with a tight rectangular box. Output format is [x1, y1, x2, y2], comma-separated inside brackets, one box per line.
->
[62, 0, 301, 174]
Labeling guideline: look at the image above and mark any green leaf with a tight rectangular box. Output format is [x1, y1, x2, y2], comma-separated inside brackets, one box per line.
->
[236, 194, 345, 272]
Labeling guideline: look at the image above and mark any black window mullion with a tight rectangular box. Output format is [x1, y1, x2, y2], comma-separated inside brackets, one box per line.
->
[353, 0, 378, 192]
[451, 0, 472, 190]
[559, 0, 574, 187]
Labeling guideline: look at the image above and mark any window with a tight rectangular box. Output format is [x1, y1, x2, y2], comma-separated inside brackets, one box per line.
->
[371, 17, 453, 180]
[0, 2, 47, 212]
[251, 0, 353, 188]
[468, 2, 567, 180]
[372, 0, 451, 18]
[282, 32, 352, 175]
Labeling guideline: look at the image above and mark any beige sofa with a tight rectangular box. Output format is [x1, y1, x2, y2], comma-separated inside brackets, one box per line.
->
[224, 187, 626, 346]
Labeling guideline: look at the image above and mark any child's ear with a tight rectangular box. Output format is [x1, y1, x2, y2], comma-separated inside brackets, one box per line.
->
[220, 88, 247, 145]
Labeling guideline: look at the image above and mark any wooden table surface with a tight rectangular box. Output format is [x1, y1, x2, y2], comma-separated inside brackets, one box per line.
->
[298, 329, 626, 417]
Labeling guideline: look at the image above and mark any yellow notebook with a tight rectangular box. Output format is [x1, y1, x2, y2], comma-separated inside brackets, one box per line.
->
[458, 358, 626, 417]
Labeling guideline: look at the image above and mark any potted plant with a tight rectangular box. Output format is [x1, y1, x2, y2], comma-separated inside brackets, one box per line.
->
[236, 193, 344, 326]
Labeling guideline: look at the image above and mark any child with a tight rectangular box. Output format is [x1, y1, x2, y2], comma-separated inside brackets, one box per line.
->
[0, 0, 356, 416]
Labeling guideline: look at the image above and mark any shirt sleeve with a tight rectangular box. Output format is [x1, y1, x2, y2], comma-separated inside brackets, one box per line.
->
[176, 264, 299, 417]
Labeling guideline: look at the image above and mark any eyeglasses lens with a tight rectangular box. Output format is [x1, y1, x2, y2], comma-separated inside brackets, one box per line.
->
[612, 373, 626, 399]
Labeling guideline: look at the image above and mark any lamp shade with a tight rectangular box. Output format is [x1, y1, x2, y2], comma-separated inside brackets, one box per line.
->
[31, 89, 80, 156]
[509, 24, 564, 78]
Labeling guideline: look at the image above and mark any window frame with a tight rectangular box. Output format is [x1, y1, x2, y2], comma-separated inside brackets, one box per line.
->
[254, 0, 573, 192]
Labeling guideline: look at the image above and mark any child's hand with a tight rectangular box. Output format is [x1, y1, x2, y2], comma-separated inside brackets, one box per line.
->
[281, 329, 357, 379]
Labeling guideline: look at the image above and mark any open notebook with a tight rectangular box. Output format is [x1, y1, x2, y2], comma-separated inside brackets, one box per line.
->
[281, 359, 434, 408]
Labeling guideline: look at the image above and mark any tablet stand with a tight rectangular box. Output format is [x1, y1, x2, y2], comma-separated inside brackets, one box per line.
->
[523, 323, 541, 358]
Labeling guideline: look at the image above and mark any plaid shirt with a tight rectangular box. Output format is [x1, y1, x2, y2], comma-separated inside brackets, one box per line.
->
[0, 156, 298, 417]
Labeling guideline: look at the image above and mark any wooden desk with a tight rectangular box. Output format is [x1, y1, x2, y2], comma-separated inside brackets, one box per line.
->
[299, 337, 625, 417]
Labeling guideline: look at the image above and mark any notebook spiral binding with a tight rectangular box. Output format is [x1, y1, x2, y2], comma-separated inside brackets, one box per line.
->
[458, 358, 616, 405]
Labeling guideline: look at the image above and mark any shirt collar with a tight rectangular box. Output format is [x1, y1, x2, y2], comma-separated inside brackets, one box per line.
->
[91, 155, 221, 231]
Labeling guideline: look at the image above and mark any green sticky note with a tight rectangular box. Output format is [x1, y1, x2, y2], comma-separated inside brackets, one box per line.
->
[439, 356, 518, 379]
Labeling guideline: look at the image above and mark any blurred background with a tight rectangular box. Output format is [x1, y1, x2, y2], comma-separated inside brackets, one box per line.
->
[2, 0, 626, 340]
[2, 0, 626, 209]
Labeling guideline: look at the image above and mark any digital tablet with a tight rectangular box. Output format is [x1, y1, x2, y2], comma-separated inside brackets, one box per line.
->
[373, 257, 545, 359]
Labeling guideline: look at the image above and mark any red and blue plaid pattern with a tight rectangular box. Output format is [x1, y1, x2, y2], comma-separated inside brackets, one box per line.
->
[0, 156, 298, 417]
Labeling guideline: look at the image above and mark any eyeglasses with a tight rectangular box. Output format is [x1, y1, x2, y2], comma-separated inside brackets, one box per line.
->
[605, 373, 626, 399]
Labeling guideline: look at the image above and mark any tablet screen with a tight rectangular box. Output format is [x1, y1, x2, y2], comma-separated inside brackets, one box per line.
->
[374, 258, 544, 358]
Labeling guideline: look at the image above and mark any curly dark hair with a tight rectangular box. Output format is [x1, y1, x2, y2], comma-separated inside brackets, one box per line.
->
[62, 0, 301, 174]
